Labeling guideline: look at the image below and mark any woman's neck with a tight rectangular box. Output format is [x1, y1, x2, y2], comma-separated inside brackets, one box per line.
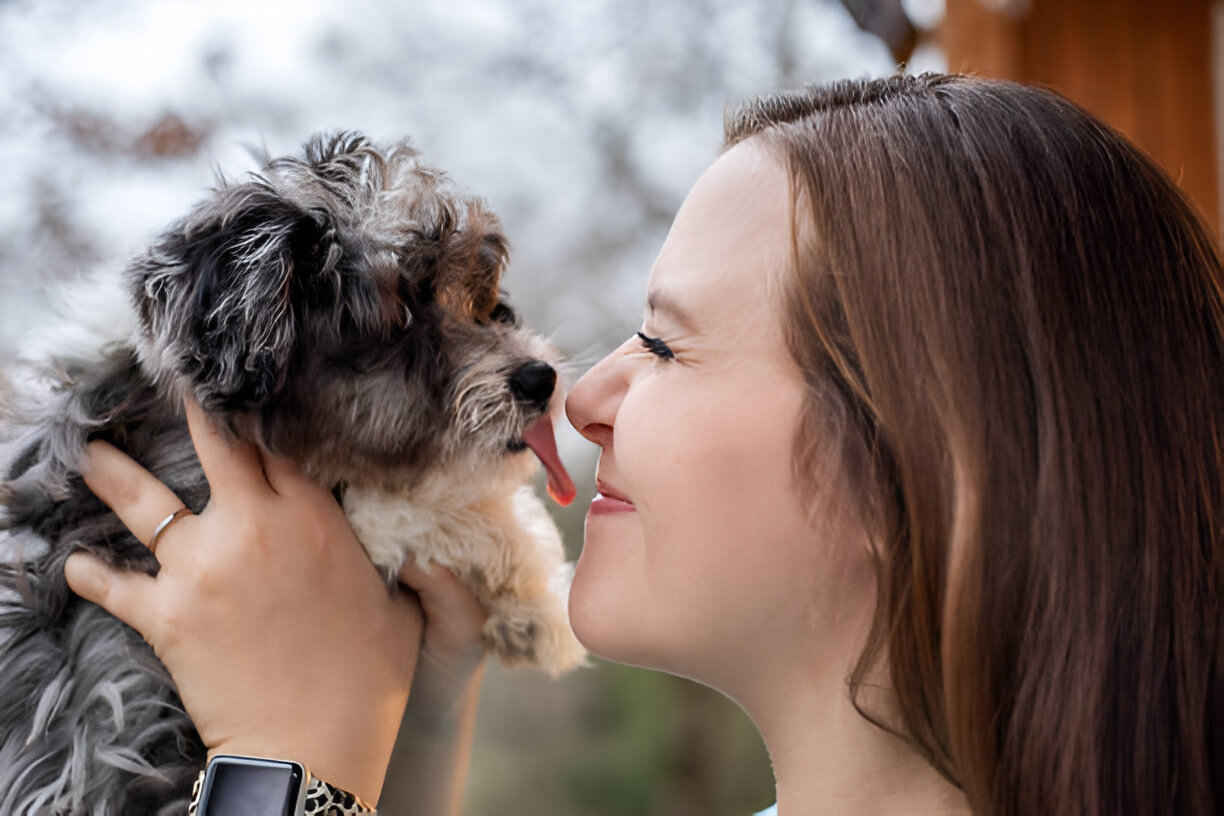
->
[724, 619, 970, 814]
[757, 682, 967, 814]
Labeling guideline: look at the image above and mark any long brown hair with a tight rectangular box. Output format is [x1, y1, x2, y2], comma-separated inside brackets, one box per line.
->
[725, 73, 1223, 815]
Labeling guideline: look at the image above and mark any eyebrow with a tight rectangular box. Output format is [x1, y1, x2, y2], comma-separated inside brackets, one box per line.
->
[646, 289, 696, 330]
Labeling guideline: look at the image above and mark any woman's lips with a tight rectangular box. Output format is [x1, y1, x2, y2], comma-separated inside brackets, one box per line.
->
[590, 480, 636, 515]
[589, 494, 636, 514]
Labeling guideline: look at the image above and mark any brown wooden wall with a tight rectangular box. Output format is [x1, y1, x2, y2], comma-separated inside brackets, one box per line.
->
[939, 0, 1220, 235]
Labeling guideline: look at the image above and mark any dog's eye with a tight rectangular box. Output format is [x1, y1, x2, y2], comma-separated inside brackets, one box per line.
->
[489, 302, 517, 326]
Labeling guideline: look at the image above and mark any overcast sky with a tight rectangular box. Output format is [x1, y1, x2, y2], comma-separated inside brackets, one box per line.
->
[0, 0, 943, 475]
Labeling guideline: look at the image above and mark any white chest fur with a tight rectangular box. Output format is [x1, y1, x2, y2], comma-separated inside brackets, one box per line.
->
[342, 482, 585, 676]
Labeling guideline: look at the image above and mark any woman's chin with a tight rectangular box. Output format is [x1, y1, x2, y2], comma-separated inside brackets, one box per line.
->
[569, 540, 650, 665]
[567, 550, 621, 655]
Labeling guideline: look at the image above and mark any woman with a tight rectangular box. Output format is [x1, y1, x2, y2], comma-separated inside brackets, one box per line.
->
[65, 73, 1223, 815]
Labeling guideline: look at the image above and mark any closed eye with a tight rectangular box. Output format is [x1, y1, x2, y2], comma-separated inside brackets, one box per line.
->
[636, 331, 675, 360]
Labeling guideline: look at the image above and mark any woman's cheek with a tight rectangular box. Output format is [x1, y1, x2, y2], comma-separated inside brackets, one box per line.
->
[567, 379, 685, 661]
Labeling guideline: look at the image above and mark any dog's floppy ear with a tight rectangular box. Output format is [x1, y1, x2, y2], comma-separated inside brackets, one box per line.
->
[129, 180, 336, 412]
[434, 199, 510, 323]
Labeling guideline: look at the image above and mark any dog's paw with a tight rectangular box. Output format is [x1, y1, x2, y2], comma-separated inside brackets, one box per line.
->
[483, 612, 539, 662]
[482, 599, 587, 677]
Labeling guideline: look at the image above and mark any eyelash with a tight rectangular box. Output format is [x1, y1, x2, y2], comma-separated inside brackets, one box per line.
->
[636, 331, 675, 361]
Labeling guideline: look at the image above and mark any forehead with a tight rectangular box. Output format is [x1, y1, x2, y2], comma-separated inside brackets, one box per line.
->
[646, 140, 792, 332]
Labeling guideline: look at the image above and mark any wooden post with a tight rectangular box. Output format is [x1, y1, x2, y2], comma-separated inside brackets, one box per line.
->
[940, 0, 1220, 235]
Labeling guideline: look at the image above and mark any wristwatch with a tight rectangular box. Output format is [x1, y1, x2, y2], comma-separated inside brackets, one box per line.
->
[188, 754, 376, 815]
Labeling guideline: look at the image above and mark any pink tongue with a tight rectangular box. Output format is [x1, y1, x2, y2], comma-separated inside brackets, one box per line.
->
[523, 414, 576, 506]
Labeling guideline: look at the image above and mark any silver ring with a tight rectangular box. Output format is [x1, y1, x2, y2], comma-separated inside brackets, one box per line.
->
[149, 507, 192, 554]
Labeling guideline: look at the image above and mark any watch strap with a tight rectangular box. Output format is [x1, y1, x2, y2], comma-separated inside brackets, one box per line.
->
[187, 765, 377, 815]
[301, 774, 376, 815]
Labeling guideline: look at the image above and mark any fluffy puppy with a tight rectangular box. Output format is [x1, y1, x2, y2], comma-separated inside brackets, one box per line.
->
[0, 133, 585, 816]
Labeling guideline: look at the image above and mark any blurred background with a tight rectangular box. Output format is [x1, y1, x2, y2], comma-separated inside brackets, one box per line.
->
[0, 1, 1218, 814]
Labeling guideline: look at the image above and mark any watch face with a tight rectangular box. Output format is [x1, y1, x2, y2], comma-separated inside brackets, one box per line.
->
[200, 756, 304, 816]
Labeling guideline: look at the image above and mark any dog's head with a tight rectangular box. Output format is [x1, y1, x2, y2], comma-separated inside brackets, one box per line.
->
[128, 132, 573, 502]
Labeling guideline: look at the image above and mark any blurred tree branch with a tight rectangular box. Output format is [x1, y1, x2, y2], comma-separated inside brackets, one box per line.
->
[839, 0, 918, 64]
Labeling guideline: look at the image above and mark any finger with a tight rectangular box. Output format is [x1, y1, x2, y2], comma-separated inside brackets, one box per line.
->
[259, 447, 325, 499]
[64, 551, 159, 640]
[183, 398, 271, 501]
[397, 558, 488, 629]
[82, 441, 190, 548]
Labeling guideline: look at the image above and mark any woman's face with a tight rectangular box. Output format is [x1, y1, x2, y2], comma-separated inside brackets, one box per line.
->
[565, 141, 871, 686]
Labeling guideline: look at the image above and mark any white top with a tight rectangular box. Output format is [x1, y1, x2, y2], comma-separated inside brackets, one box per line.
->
[754, 805, 778, 816]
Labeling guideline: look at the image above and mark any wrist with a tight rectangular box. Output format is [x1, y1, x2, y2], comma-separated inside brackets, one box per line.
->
[402, 658, 486, 731]
[208, 723, 398, 806]
[190, 754, 376, 815]
[206, 685, 408, 804]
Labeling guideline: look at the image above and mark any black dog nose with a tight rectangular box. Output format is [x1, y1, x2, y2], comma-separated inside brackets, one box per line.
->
[509, 361, 556, 406]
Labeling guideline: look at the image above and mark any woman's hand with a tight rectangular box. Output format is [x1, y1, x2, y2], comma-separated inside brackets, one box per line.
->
[384, 559, 490, 816]
[396, 556, 489, 722]
[63, 399, 425, 805]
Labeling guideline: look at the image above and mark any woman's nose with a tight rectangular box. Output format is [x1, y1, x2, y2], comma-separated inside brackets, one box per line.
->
[565, 348, 626, 448]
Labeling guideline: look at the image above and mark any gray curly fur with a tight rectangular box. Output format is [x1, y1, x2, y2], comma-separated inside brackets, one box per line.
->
[0, 351, 209, 815]
[0, 132, 551, 814]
